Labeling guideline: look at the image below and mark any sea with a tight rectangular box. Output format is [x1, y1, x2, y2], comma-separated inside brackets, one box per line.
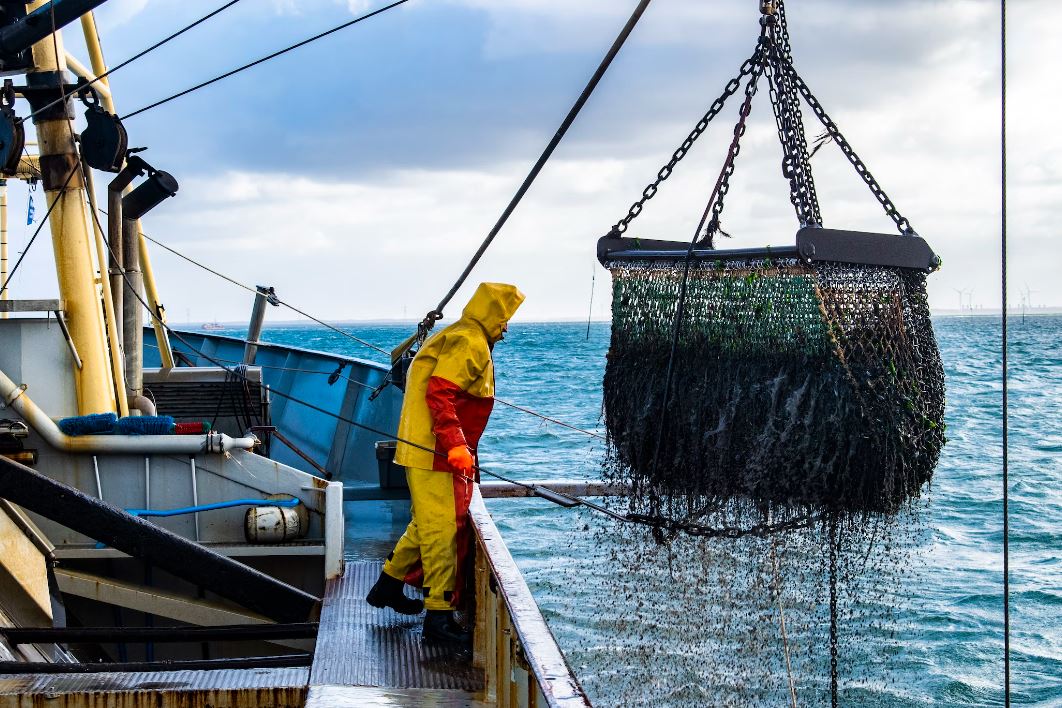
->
[244, 314, 1058, 707]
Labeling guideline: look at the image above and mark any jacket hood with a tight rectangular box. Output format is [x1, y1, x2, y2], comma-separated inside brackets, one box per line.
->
[461, 282, 525, 341]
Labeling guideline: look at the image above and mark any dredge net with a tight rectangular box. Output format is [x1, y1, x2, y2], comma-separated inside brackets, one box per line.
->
[603, 255, 946, 527]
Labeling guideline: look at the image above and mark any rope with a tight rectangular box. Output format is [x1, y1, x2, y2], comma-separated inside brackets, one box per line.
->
[21, 0, 244, 125]
[1000, 1, 1011, 702]
[122, 0, 409, 120]
[417, 0, 653, 330]
[770, 540, 799, 708]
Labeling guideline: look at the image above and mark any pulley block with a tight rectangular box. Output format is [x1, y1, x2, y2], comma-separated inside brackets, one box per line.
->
[80, 102, 128, 173]
[0, 81, 24, 176]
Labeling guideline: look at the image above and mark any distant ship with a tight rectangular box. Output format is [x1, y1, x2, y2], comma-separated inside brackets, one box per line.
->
[201, 321, 224, 331]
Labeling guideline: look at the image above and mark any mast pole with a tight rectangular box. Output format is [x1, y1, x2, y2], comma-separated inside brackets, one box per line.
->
[25, 0, 114, 414]
[80, 10, 175, 369]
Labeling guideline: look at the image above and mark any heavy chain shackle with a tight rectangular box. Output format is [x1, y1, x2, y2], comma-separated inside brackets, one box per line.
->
[611, 39, 768, 236]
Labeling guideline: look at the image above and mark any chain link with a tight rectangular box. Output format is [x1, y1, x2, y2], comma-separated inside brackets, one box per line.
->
[700, 52, 765, 244]
[828, 513, 840, 707]
[776, 56, 915, 236]
[765, 2, 822, 227]
[612, 47, 765, 235]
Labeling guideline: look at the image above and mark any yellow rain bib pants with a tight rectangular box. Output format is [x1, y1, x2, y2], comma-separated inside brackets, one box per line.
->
[383, 283, 525, 611]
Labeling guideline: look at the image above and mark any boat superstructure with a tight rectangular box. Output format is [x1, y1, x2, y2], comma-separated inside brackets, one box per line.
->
[0, 2, 592, 706]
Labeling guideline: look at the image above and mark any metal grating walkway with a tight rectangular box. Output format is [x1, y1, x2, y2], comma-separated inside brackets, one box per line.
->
[0, 667, 308, 707]
[308, 560, 483, 701]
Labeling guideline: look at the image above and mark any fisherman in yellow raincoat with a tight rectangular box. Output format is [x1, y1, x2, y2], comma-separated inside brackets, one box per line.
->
[367, 282, 525, 643]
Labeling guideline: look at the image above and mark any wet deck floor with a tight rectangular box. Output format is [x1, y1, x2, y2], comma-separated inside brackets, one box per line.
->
[306, 560, 484, 707]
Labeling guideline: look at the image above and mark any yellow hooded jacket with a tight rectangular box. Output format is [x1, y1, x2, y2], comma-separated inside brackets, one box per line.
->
[394, 283, 525, 472]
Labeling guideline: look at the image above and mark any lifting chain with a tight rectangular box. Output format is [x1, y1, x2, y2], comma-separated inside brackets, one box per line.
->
[700, 46, 765, 244]
[780, 58, 916, 236]
[828, 513, 840, 707]
[611, 43, 766, 236]
[766, 0, 822, 227]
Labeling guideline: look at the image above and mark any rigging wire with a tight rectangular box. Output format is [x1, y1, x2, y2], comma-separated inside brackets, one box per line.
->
[414, 0, 653, 333]
[136, 230, 387, 355]
[0, 168, 77, 295]
[1000, 0, 1011, 703]
[94, 192, 695, 529]
[137, 232, 605, 439]
[145, 338, 606, 442]
[21, 0, 244, 125]
[122, 0, 409, 120]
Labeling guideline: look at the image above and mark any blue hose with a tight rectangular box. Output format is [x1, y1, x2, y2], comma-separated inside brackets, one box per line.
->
[126, 497, 300, 518]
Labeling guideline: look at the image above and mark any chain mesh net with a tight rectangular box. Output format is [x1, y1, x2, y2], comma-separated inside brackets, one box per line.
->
[603, 255, 945, 526]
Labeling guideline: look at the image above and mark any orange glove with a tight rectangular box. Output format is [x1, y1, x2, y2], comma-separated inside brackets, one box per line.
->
[447, 445, 475, 476]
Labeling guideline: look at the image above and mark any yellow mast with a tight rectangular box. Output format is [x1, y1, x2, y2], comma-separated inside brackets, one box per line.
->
[80, 11, 175, 369]
[26, 0, 114, 414]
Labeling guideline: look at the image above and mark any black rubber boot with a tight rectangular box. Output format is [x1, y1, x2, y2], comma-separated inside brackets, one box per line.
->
[422, 609, 472, 645]
[366, 572, 423, 615]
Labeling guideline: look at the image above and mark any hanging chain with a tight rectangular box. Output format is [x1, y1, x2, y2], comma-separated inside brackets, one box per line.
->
[699, 42, 766, 244]
[765, 2, 822, 227]
[777, 58, 916, 236]
[828, 512, 840, 707]
[611, 45, 765, 236]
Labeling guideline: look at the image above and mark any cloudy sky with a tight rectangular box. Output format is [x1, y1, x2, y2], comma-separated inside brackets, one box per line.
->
[4, 0, 1057, 322]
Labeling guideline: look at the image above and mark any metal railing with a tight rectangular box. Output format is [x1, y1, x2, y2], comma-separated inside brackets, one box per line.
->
[469, 488, 592, 707]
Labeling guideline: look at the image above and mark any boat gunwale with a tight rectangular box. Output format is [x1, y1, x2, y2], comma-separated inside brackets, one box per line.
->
[469, 488, 592, 707]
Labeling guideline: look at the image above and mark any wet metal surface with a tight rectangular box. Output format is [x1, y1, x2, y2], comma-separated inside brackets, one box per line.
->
[306, 685, 489, 707]
[0, 667, 308, 707]
[309, 561, 483, 692]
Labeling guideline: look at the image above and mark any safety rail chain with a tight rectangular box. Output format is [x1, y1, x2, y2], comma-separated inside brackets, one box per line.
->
[469, 488, 592, 707]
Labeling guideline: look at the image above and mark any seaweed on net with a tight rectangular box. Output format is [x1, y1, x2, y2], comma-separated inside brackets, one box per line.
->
[586, 255, 944, 704]
[602, 255, 946, 527]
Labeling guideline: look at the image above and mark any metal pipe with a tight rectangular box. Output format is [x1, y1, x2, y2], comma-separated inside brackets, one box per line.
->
[242, 286, 272, 365]
[1, 623, 319, 645]
[25, 5, 115, 414]
[121, 216, 143, 406]
[0, 454, 319, 624]
[128, 394, 155, 416]
[0, 364, 256, 454]
[0, 0, 110, 56]
[106, 177, 124, 345]
[62, 51, 111, 101]
[81, 158, 129, 416]
[0, 655, 312, 674]
[80, 11, 175, 369]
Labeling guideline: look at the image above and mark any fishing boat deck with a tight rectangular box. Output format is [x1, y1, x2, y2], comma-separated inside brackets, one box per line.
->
[306, 560, 485, 706]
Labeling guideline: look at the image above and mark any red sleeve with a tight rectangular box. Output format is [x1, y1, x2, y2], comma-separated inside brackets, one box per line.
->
[426, 376, 467, 451]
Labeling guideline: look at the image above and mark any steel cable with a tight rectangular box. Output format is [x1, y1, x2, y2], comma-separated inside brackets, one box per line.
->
[0, 167, 77, 295]
[415, 0, 653, 333]
[122, 0, 409, 120]
[21, 0, 243, 125]
[1000, 1, 1011, 702]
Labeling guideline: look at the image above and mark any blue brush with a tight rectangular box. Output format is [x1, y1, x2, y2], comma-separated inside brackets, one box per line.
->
[57, 413, 118, 436]
[115, 416, 175, 436]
